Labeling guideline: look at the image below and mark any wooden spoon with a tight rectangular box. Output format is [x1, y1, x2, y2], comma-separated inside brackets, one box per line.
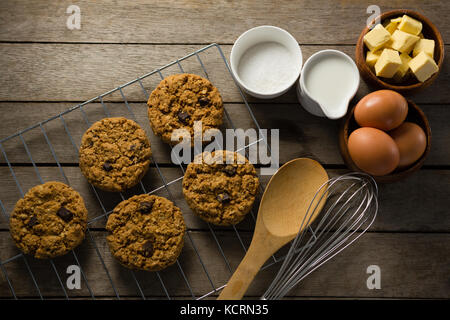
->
[217, 158, 328, 300]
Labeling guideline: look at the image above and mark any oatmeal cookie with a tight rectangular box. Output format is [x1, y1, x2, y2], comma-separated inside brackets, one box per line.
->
[147, 73, 223, 145]
[106, 194, 185, 271]
[9, 181, 88, 259]
[79, 117, 152, 192]
[182, 150, 259, 226]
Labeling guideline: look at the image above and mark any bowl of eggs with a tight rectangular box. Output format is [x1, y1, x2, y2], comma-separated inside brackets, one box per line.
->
[339, 89, 431, 183]
[355, 9, 444, 93]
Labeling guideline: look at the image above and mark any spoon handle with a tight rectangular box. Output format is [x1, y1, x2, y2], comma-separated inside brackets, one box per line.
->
[217, 240, 276, 300]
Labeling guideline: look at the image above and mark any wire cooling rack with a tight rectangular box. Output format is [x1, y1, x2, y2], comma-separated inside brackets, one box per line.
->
[0, 43, 285, 300]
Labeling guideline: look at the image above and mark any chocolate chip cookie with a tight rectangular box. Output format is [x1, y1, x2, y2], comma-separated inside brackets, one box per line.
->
[9, 181, 88, 259]
[79, 117, 152, 192]
[106, 194, 185, 271]
[147, 73, 224, 146]
[182, 150, 259, 226]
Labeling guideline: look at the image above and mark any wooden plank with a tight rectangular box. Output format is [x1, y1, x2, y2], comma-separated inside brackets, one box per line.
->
[0, 0, 449, 44]
[0, 230, 449, 299]
[0, 44, 449, 104]
[1, 167, 449, 232]
[0, 102, 449, 166]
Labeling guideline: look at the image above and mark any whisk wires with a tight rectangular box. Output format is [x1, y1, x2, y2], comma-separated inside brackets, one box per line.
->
[262, 172, 378, 300]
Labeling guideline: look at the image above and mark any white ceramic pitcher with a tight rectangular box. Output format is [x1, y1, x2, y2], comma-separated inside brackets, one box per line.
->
[297, 50, 360, 119]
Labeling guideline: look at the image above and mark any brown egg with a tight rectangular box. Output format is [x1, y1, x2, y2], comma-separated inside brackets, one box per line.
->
[389, 122, 427, 168]
[354, 90, 408, 131]
[348, 127, 400, 176]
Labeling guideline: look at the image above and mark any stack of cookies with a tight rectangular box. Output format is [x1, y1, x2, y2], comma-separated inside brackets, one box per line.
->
[9, 181, 88, 259]
[9, 73, 260, 274]
[78, 117, 152, 192]
[147, 73, 224, 145]
[182, 150, 259, 226]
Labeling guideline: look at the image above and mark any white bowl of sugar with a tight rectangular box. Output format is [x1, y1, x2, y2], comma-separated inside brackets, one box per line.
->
[230, 26, 303, 99]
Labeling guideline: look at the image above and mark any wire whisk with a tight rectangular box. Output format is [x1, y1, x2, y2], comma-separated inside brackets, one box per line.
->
[262, 172, 378, 300]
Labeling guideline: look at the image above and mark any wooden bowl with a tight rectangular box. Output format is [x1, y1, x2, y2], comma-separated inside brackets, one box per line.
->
[355, 9, 444, 94]
[339, 99, 431, 183]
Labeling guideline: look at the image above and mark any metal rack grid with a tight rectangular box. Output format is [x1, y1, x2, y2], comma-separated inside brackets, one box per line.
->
[0, 43, 282, 300]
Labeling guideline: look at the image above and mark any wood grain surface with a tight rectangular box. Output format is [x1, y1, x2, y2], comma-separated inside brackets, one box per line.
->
[0, 0, 448, 300]
[0, 44, 449, 103]
[0, 0, 449, 44]
[0, 231, 449, 299]
[0, 102, 449, 165]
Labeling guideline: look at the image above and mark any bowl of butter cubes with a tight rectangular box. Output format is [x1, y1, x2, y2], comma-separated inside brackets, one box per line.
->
[355, 9, 444, 93]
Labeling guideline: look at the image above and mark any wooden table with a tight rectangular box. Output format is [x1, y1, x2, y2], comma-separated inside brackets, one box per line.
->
[0, 0, 448, 300]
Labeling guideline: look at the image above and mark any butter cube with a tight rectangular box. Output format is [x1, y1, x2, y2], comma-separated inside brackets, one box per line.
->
[390, 30, 420, 54]
[375, 48, 402, 78]
[393, 53, 412, 82]
[384, 20, 399, 34]
[366, 50, 381, 68]
[413, 38, 435, 58]
[391, 17, 403, 24]
[364, 24, 391, 51]
[409, 51, 439, 82]
[398, 15, 422, 35]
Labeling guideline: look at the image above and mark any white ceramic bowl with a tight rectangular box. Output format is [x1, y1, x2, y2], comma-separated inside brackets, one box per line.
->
[230, 26, 303, 99]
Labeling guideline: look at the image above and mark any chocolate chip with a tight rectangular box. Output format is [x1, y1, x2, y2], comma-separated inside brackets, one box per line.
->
[103, 162, 113, 171]
[222, 165, 236, 176]
[139, 201, 153, 214]
[160, 105, 170, 114]
[217, 192, 231, 203]
[27, 216, 38, 228]
[141, 240, 154, 258]
[57, 206, 74, 222]
[178, 111, 190, 124]
[129, 144, 137, 151]
[198, 97, 210, 107]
